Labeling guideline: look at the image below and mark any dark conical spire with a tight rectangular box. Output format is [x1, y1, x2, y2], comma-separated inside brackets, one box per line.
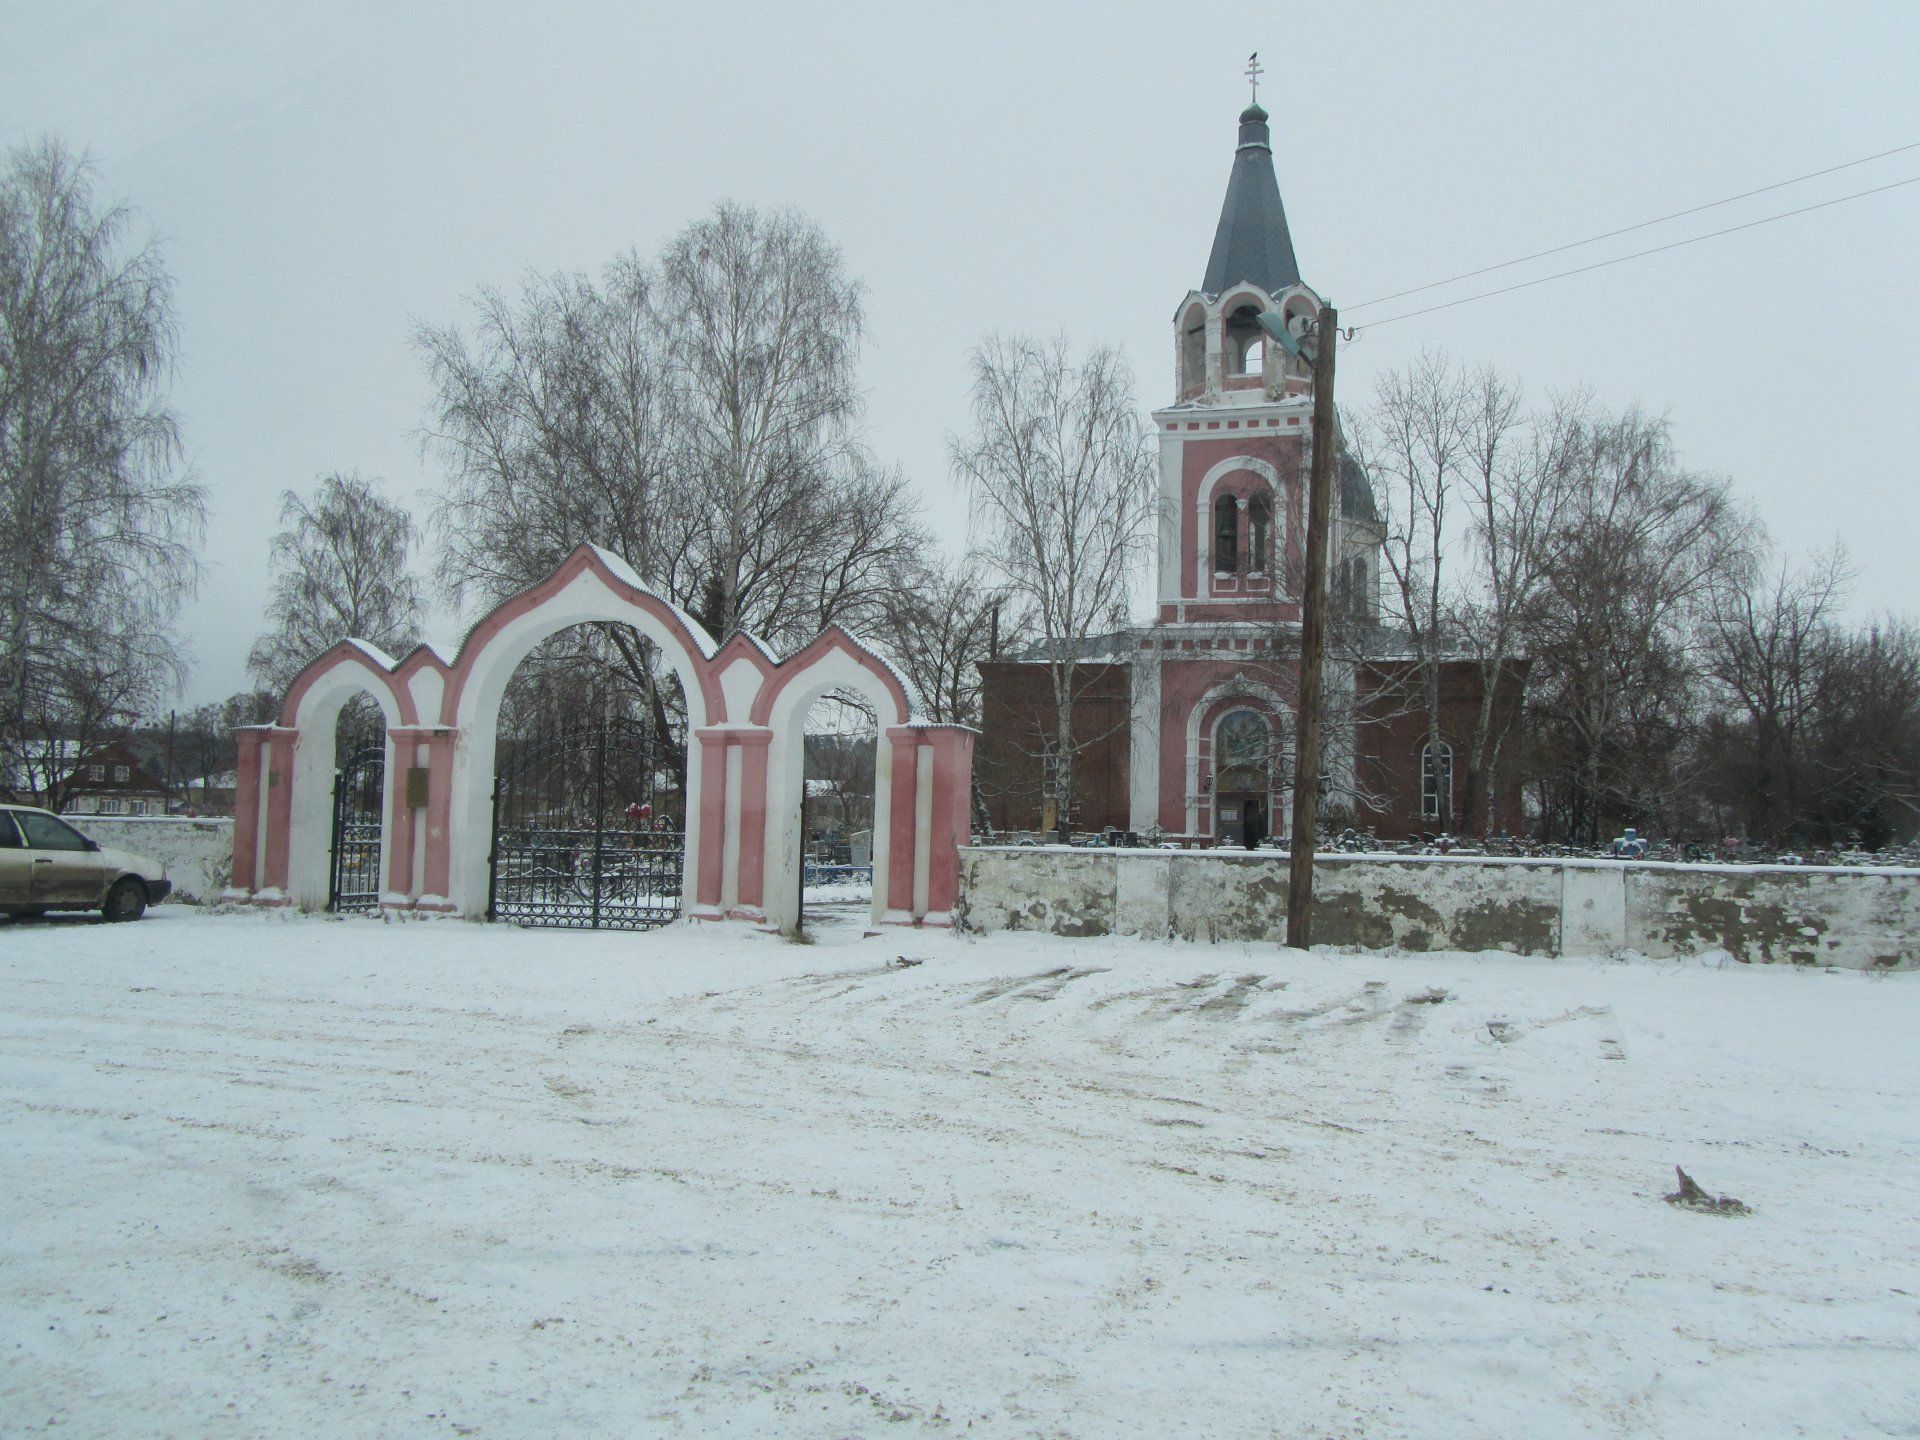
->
[1201, 102, 1302, 297]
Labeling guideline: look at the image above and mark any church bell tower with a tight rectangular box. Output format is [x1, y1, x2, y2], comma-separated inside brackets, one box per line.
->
[1128, 87, 1365, 841]
[1150, 96, 1326, 631]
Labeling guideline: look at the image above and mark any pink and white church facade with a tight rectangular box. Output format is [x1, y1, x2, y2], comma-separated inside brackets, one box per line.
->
[1129, 101, 1383, 844]
[225, 544, 974, 932]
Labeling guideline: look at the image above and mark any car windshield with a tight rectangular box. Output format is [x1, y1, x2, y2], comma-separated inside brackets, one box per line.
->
[0, 813, 21, 848]
[15, 811, 89, 851]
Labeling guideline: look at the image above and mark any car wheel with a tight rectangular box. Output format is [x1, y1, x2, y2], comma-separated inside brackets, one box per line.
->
[103, 878, 147, 923]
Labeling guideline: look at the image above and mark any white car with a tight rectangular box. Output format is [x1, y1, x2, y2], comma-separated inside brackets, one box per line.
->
[0, 804, 173, 921]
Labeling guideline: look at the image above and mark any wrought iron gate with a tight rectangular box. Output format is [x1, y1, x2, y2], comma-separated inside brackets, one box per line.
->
[328, 744, 385, 913]
[487, 715, 683, 930]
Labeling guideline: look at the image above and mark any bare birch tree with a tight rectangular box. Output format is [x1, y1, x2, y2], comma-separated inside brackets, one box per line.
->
[654, 203, 921, 645]
[1450, 376, 1586, 835]
[954, 335, 1154, 830]
[1525, 410, 1759, 842]
[0, 138, 204, 803]
[417, 207, 924, 729]
[1357, 351, 1472, 828]
[247, 471, 425, 693]
[873, 554, 1009, 728]
[418, 205, 925, 774]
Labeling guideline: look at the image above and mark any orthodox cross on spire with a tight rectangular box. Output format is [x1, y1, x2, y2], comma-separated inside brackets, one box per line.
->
[1245, 52, 1263, 105]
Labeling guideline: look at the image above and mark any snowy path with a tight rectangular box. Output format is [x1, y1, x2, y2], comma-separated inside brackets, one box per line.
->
[2, 910, 1917, 1438]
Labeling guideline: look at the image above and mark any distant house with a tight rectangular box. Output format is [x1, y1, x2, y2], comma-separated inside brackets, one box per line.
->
[58, 742, 171, 817]
[180, 770, 238, 817]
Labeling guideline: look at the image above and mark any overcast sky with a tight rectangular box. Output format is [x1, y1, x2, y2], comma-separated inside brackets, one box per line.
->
[5, 1, 1916, 708]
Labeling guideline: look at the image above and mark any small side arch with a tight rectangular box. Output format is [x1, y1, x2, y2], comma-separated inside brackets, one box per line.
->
[755, 628, 918, 934]
[277, 642, 410, 910]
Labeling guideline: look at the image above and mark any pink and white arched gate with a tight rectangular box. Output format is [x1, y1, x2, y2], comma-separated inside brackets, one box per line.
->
[225, 544, 974, 932]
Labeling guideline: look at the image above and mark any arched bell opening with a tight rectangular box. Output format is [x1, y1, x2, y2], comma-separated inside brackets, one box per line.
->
[1179, 301, 1209, 397]
[1224, 302, 1266, 378]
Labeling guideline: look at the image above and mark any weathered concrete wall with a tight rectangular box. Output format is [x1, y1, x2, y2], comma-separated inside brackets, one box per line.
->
[67, 815, 233, 904]
[959, 847, 1920, 968]
[1626, 866, 1919, 969]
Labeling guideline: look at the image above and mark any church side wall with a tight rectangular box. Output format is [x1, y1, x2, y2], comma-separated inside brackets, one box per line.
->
[976, 660, 1133, 834]
[1352, 660, 1527, 840]
[957, 847, 1920, 968]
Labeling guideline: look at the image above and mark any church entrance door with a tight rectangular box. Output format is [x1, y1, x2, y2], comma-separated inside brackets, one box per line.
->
[1217, 793, 1268, 848]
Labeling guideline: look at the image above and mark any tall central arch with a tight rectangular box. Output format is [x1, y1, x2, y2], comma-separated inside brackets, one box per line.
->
[441, 549, 718, 921]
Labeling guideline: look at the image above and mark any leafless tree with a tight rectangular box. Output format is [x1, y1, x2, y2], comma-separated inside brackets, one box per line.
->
[0, 138, 204, 804]
[417, 205, 926, 763]
[1524, 409, 1760, 842]
[1806, 618, 1920, 848]
[873, 554, 1009, 727]
[655, 203, 922, 644]
[1354, 351, 1469, 829]
[1703, 543, 1852, 840]
[247, 471, 425, 693]
[1449, 377, 1587, 835]
[419, 258, 675, 617]
[953, 335, 1155, 829]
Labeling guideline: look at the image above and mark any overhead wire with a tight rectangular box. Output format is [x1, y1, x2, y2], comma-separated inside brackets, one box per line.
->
[1351, 174, 1920, 331]
[1343, 140, 1920, 313]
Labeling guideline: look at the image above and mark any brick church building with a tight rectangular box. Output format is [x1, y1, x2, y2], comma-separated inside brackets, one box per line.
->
[977, 99, 1523, 844]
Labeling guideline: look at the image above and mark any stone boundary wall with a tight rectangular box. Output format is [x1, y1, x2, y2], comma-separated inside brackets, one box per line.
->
[68, 815, 233, 904]
[958, 847, 1920, 969]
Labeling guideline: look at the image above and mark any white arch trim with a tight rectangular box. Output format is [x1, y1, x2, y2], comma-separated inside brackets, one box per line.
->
[1183, 678, 1292, 837]
[444, 564, 720, 919]
[286, 662, 405, 910]
[760, 643, 912, 935]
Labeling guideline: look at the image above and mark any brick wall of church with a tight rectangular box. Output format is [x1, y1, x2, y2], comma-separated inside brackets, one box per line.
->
[1350, 660, 1528, 840]
[976, 660, 1133, 834]
[975, 655, 1528, 842]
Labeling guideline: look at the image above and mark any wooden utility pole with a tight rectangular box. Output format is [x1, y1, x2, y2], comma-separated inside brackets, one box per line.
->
[1286, 305, 1338, 949]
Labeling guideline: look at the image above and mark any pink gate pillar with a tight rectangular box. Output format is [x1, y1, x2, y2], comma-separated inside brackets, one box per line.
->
[226, 724, 297, 903]
[689, 725, 773, 920]
[381, 726, 460, 910]
[882, 723, 976, 927]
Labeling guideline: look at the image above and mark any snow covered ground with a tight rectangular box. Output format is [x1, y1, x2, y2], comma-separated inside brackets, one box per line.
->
[2, 908, 1917, 1438]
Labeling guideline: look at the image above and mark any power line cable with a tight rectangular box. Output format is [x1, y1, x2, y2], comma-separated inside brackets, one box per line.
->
[1354, 174, 1920, 331]
[1345, 140, 1920, 312]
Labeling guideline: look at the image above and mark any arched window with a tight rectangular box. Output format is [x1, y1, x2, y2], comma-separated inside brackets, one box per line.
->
[1216, 709, 1272, 792]
[1420, 740, 1454, 823]
[1247, 492, 1271, 574]
[1213, 494, 1238, 574]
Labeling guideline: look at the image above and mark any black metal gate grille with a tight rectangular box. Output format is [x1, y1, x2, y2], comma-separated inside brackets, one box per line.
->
[488, 715, 683, 930]
[329, 745, 385, 913]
